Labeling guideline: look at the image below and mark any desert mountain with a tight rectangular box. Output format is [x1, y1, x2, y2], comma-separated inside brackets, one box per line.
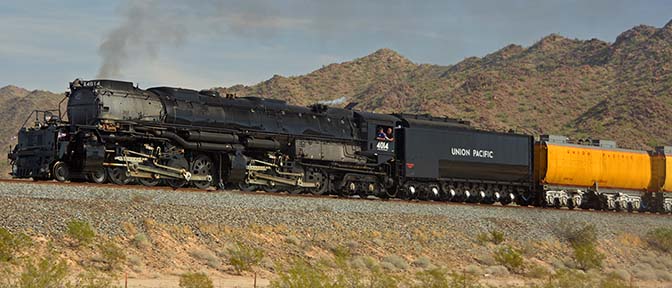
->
[220, 20, 672, 149]
[1, 21, 671, 177]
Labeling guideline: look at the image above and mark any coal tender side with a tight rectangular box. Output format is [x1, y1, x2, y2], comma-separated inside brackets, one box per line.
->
[397, 114, 534, 205]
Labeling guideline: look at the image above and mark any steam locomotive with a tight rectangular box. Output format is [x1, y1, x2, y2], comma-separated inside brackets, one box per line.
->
[8, 79, 672, 213]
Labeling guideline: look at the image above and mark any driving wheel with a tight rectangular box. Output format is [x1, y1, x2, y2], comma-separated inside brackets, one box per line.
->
[190, 154, 214, 189]
[107, 167, 131, 185]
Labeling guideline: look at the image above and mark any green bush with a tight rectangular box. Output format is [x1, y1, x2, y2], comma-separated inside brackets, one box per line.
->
[0, 228, 31, 262]
[17, 255, 69, 288]
[75, 270, 118, 288]
[476, 229, 505, 245]
[573, 242, 604, 270]
[556, 220, 603, 271]
[270, 260, 331, 288]
[179, 272, 214, 288]
[132, 233, 151, 250]
[382, 255, 408, 271]
[330, 245, 352, 260]
[646, 227, 672, 253]
[413, 268, 483, 288]
[228, 242, 264, 274]
[533, 269, 628, 288]
[368, 266, 400, 288]
[494, 246, 523, 273]
[525, 264, 550, 279]
[98, 241, 126, 271]
[66, 220, 96, 246]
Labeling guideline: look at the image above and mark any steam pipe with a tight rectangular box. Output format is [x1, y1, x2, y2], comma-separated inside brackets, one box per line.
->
[153, 130, 242, 151]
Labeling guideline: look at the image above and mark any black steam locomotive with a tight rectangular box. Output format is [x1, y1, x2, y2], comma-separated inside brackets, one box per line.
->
[8, 79, 535, 205]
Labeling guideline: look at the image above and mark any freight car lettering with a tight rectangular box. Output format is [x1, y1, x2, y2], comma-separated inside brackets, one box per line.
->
[451, 148, 494, 159]
[451, 148, 471, 156]
[473, 149, 494, 158]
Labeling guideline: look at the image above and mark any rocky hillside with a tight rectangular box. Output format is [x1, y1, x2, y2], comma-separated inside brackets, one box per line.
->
[220, 20, 672, 149]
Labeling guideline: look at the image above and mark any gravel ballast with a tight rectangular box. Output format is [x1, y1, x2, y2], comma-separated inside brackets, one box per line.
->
[0, 181, 669, 244]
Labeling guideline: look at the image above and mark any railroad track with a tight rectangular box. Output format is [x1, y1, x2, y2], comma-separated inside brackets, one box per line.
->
[0, 178, 667, 218]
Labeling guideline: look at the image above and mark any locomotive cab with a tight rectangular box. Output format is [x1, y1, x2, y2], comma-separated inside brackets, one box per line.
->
[354, 111, 397, 164]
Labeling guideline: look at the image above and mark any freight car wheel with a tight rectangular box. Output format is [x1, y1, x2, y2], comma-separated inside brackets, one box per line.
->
[107, 167, 131, 185]
[87, 169, 107, 184]
[52, 161, 69, 182]
[190, 154, 214, 189]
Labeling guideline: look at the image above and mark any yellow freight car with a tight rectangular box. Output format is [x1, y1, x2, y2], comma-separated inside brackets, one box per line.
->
[535, 136, 651, 210]
[649, 147, 672, 212]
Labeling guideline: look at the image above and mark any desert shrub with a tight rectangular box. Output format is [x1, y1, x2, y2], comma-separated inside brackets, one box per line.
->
[611, 269, 630, 281]
[597, 276, 630, 288]
[382, 255, 408, 270]
[270, 260, 331, 288]
[573, 242, 604, 270]
[75, 270, 118, 288]
[179, 272, 214, 288]
[645, 227, 672, 253]
[412, 256, 432, 268]
[368, 266, 400, 288]
[66, 220, 96, 246]
[484, 265, 509, 276]
[494, 246, 523, 273]
[476, 229, 505, 245]
[0, 228, 31, 262]
[556, 220, 603, 271]
[413, 268, 483, 288]
[18, 255, 69, 288]
[380, 261, 397, 272]
[533, 269, 628, 288]
[132, 233, 151, 250]
[285, 235, 300, 246]
[98, 241, 126, 271]
[127, 255, 142, 267]
[525, 264, 550, 279]
[189, 249, 220, 268]
[656, 270, 672, 281]
[489, 230, 505, 244]
[476, 233, 490, 245]
[331, 245, 352, 260]
[228, 242, 264, 274]
[556, 220, 597, 247]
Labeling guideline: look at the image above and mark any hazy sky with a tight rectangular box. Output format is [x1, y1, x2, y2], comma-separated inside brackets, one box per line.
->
[1, 0, 670, 92]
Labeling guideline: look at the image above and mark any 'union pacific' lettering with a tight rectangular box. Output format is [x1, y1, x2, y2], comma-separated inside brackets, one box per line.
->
[451, 148, 494, 159]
